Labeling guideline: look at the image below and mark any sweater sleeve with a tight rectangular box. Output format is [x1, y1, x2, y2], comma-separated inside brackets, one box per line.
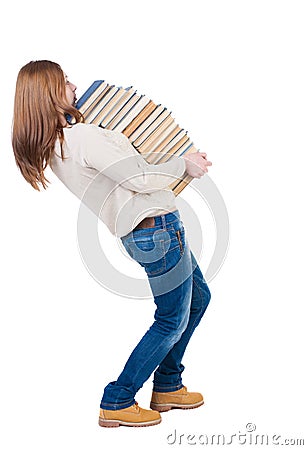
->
[79, 124, 186, 193]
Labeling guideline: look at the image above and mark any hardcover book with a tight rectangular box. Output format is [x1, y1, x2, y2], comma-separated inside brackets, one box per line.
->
[76, 81, 198, 195]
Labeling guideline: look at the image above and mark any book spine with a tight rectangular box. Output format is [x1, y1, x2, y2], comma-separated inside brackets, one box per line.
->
[122, 101, 157, 137]
[77, 80, 197, 195]
[75, 80, 104, 110]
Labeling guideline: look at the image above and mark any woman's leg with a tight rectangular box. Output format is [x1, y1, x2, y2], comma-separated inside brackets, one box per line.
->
[153, 250, 211, 392]
[100, 211, 193, 411]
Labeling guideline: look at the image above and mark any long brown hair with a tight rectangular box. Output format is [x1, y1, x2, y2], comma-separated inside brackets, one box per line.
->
[12, 60, 83, 191]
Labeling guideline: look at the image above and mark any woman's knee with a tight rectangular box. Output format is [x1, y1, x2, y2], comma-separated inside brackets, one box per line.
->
[203, 282, 211, 309]
[169, 314, 190, 344]
[192, 276, 211, 316]
[154, 305, 190, 344]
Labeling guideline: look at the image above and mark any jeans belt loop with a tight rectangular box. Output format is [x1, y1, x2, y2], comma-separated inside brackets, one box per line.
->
[161, 214, 167, 230]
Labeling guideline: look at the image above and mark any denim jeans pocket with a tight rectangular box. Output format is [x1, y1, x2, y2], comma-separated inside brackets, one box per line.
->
[170, 223, 186, 257]
[124, 230, 168, 276]
[174, 229, 184, 256]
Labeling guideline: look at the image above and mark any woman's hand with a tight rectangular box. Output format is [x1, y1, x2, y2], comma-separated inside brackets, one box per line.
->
[183, 152, 212, 178]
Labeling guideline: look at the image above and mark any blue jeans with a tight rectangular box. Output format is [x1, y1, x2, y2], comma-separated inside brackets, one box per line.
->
[100, 210, 211, 410]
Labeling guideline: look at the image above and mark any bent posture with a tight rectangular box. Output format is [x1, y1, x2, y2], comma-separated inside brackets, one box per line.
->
[12, 60, 212, 427]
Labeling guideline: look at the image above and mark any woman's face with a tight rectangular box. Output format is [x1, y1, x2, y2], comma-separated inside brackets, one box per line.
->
[64, 74, 77, 106]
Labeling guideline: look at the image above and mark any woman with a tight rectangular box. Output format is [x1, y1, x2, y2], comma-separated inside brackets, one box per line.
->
[12, 60, 212, 428]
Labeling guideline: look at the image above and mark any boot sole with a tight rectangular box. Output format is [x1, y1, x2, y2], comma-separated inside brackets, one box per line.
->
[98, 417, 162, 428]
[150, 400, 204, 412]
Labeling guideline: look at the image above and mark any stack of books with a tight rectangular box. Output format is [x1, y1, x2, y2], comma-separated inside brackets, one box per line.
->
[76, 80, 199, 195]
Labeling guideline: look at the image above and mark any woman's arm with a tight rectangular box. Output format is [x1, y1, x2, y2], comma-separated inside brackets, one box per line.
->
[80, 124, 187, 193]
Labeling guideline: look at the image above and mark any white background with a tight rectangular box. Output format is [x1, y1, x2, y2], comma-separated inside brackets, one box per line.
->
[1, 0, 307, 448]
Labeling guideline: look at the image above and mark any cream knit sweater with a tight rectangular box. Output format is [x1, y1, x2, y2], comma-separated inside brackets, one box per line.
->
[51, 123, 186, 237]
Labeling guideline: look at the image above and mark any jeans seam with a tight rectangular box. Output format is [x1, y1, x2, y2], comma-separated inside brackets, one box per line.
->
[188, 277, 207, 333]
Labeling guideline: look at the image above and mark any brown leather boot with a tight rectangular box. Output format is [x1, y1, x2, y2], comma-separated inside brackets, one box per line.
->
[99, 402, 162, 427]
[150, 386, 204, 412]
